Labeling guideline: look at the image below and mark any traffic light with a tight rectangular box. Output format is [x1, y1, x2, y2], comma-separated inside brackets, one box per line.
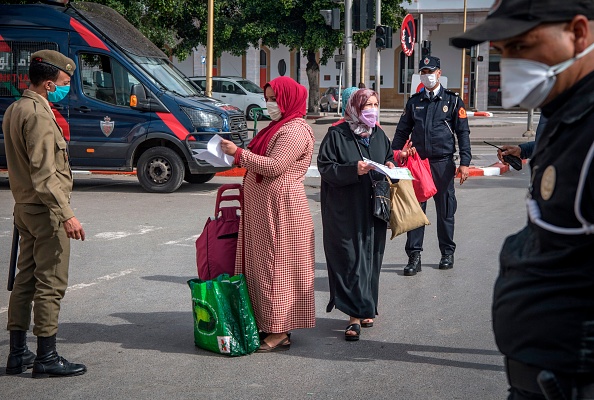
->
[375, 25, 392, 49]
[353, 0, 374, 31]
[421, 40, 431, 57]
[320, 8, 341, 30]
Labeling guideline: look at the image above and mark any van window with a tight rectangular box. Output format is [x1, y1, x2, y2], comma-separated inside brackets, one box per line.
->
[0, 41, 59, 97]
[132, 55, 201, 97]
[80, 53, 140, 106]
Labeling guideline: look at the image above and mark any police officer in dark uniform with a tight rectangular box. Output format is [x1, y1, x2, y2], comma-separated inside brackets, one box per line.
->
[3, 50, 87, 378]
[392, 56, 471, 276]
[452, 1, 594, 399]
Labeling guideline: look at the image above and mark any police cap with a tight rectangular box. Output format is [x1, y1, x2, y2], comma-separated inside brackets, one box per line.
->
[31, 50, 76, 76]
[419, 56, 440, 71]
[451, 0, 594, 48]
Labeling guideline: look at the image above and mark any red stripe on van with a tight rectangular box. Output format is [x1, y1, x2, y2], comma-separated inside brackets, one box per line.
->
[156, 112, 190, 141]
[0, 35, 10, 52]
[70, 19, 109, 51]
[51, 107, 70, 141]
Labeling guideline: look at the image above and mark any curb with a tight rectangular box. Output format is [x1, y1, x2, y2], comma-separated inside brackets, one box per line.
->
[212, 162, 515, 179]
[25, 160, 522, 179]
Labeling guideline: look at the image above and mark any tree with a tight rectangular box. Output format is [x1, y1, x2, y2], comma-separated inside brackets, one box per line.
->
[97, 0, 409, 112]
[238, 0, 409, 112]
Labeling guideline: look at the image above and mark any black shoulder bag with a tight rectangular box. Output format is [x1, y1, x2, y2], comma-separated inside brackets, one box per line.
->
[351, 132, 391, 223]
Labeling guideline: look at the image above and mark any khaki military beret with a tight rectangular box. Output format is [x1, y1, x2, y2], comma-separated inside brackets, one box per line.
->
[31, 50, 76, 76]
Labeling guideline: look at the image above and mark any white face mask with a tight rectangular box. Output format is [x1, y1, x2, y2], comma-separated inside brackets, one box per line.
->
[420, 73, 438, 89]
[266, 101, 282, 121]
[500, 42, 594, 109]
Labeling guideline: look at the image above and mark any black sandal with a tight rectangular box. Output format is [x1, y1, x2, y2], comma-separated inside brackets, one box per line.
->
[345, 324, 361, 341]
[361, 319, 374, 328]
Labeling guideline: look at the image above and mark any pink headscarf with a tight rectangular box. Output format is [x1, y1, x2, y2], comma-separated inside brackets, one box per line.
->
[344, 88, 379, 138]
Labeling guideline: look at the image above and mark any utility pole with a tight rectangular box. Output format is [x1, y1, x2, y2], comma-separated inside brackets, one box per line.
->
[375, 0, 381, 122]
[459, 0, 467, 98]
[345, 0, 353, 88]
[205, 0, 214, 97]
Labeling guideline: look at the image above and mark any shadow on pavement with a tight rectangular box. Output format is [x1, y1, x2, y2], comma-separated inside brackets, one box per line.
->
[45, 315, 502, 372]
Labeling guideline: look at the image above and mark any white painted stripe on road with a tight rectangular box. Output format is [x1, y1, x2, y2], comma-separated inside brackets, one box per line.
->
[0, 269, 137, 313]
[67, 268, 136, 293]
[481, 167, 502, 176]
[94, 225, 162, 240]
[163, 235, 200, 246]
[306, 166, 320, 178]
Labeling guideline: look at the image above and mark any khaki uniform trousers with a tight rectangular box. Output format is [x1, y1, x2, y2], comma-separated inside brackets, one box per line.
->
[7, 203, 70, 337]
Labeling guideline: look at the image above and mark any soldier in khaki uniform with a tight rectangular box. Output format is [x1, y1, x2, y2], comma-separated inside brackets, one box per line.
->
[3, 50, 87, 378]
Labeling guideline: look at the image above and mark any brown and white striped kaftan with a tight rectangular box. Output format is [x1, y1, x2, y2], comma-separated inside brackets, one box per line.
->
[234, 118, 316, 333]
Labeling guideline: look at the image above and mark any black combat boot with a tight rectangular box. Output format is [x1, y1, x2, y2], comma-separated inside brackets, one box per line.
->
[31, 335, 86, 378]
[6, 330, 36, 375]
[403, 252, 422, 276]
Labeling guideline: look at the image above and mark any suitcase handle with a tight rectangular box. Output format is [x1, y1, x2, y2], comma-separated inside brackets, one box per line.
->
[215, 184, 243, 216]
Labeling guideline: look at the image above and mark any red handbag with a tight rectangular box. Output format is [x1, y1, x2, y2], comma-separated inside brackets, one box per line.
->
[195, 184, 243, 280]
[395, 145, 437, 203]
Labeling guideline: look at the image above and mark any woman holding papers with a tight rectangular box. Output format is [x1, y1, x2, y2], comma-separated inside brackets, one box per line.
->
[317, 89, 394, 341]
[219, 77, 315, 352]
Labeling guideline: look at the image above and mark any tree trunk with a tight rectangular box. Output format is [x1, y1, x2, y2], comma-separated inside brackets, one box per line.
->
[305, 50, 320, 113]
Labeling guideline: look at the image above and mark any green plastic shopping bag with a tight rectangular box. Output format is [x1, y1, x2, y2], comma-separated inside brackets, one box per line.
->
[187, 274, 260, 356]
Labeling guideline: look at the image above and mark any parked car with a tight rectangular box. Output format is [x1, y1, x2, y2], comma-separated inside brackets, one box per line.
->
[190, 76, 269, 121]
[319, 87, 343, 112]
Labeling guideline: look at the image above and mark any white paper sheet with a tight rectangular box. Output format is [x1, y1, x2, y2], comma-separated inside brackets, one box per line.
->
[363, 157, 414, 180]
[193, 134, 234, 167]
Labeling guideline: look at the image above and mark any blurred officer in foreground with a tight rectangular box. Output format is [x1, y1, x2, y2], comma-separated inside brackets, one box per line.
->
[392, 55, 471, 276]
[452, 0, 594, 399]
[3, 50, 86, 378]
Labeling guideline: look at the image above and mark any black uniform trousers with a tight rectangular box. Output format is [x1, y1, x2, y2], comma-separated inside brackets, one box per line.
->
[405, 156, 457, 256]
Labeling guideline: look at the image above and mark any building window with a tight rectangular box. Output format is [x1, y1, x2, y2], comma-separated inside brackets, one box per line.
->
[488, 50, 501, 107]
[399, 51, 415, 93]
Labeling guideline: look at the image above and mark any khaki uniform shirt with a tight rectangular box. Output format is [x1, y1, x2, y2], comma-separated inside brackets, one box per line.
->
[2, 89, 74, 221]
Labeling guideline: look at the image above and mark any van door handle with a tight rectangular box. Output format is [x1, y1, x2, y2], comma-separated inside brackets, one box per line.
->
[51, 104, 64, 110]
[74, 106, 92, 113]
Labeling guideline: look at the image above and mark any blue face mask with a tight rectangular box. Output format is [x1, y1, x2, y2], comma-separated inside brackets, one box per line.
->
[47, 82, 70, 103]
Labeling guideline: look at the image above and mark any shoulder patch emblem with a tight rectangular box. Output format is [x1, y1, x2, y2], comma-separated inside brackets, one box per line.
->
[458, 107, 467, 119]
[443, 105, 448, 113]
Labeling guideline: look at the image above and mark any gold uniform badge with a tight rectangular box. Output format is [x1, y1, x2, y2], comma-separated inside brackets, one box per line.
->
[540, 165, 556, 201]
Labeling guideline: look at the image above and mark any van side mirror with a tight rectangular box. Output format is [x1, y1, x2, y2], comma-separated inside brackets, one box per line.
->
[129, 83, 168, 112]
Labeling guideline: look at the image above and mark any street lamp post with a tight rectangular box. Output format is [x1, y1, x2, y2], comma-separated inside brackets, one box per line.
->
[206, 0, 214, 97]
[345, 0, 353, 88]
[460, 0, 467, 99]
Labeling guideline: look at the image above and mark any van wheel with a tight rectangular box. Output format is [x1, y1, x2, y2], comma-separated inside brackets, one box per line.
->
[247, 105, 263, 121]
[184, 172, 215, 184]
[137, 147, 184, 193]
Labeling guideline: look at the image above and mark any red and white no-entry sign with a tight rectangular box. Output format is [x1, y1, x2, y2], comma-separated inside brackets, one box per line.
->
[400, 14, 416, 56]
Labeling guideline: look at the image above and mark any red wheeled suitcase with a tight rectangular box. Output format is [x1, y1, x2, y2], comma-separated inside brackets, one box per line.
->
[195, 184, 243, 280]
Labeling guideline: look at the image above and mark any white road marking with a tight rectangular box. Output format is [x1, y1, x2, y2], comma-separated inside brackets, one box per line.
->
[94, 225, 162, 240]
[0, 269, 137, 313]
[67, 269, 136, 293]
[163, 235, 200, 246]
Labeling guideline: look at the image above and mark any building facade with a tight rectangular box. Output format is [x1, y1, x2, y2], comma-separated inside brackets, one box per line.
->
[174, 0, 501, 110]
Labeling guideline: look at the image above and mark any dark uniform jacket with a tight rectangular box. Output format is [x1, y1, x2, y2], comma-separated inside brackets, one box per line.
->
[392, 86, 471, 166]
[3, 89, 74, 221]
[494, 71, 594, 375]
